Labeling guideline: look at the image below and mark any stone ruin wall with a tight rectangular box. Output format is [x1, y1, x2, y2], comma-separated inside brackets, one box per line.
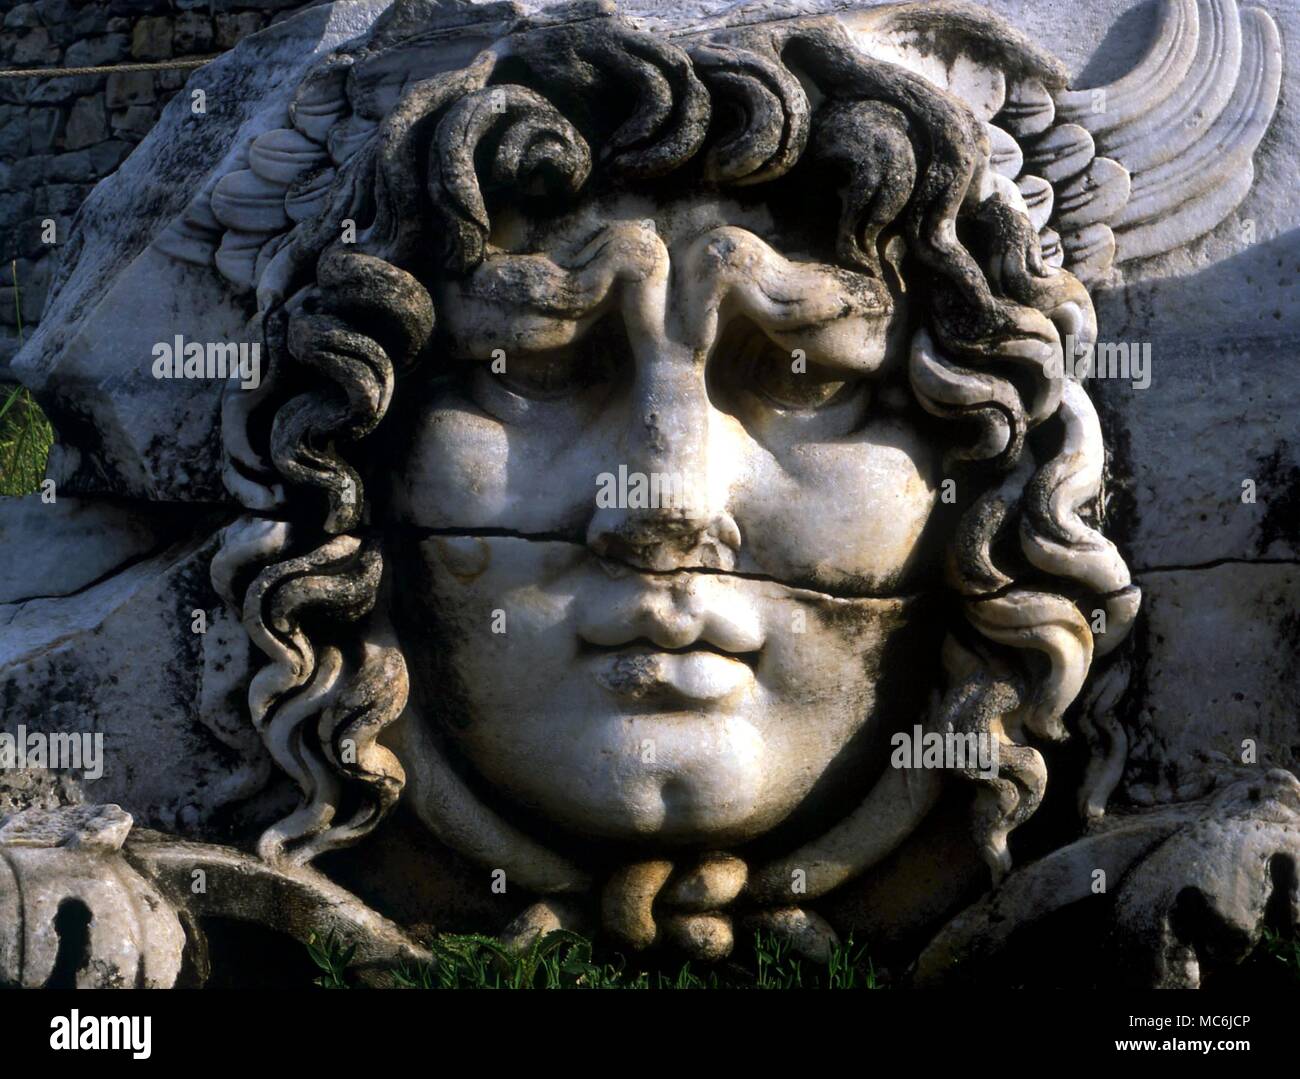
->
[0, 0, 317, 371]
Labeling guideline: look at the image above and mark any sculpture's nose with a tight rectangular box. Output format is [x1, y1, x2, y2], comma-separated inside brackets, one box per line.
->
[586, 349, 741, 572]
[587, 506, 742, 572]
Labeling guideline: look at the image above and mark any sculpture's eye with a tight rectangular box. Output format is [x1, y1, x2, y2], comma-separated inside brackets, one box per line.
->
[497, 349, 592, 399]
[751, 356, 852, 411]
[470, 314, 626, 421]
[706, 322, 872, 442]
[720, 325, 867, 414]
[488, 316, 624, 402]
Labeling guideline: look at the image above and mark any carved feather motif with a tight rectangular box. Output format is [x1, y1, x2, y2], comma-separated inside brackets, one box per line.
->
[847, 0, 1282, 284]
[1040, 0, 1280, 281]
[156, 0, 1283, 295]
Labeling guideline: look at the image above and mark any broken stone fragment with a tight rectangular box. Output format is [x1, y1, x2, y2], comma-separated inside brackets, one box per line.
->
[0, 804, 186, 988]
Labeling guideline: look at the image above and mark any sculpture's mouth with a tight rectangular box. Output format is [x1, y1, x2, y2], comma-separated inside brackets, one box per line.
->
[581, 639, 760, 704]
[575, 580, 766, 705]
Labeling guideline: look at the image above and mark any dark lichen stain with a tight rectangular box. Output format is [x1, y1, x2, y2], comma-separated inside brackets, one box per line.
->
[1254, 440, 1300, 555]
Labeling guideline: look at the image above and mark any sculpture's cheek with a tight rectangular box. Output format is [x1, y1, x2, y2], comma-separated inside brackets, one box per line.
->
[389, 390, 621, 535]
[733, 417, 941, 592]
[390, 397, 516, 524]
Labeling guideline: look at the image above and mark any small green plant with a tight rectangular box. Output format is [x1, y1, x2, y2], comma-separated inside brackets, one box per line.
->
[0, 385, 52, 496]
[0, 260, 54, 497]
[319, 926, 886, 990]
[397, 930, 648, 989]
[754, 930, 804, 988]
[1258, 926, 1300, 984]
[306, 931, 358, 989]
[753, 931, 881, 989]
[830, 936, 881, 989]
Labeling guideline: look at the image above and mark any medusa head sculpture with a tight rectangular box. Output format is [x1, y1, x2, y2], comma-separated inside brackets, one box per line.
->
[0, 0, 1267, 983]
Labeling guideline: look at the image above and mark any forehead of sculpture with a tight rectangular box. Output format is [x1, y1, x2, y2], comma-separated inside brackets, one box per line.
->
[438, 190, 900, 362]
[488, 192, 783, 257]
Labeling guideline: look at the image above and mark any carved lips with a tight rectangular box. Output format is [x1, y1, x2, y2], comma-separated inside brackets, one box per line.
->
[588, 644, 757, 704]
[577, 567, 765, 704]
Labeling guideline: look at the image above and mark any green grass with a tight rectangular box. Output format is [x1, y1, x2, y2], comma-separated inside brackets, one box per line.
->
[1255, 926, 1300, 985]
[307, 922, 1300, 990]
[0, 384, 53, 496]
[0, 260, 54, 497]
[307, 928, 885, 990]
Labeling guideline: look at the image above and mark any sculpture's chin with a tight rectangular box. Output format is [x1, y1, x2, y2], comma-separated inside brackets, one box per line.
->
[478, 709, 779, 847]
[389, 698, 818, 853]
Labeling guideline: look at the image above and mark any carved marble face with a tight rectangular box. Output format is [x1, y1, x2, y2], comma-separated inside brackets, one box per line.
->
[386, 193, 945, 848]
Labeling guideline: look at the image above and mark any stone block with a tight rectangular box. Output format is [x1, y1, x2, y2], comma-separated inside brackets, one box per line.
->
[3, 4, 42, 31]
[64, 32, 130, 67]
[33, 182, 91, 216]
[109, 103, 157, 138]
[35, 0, 76, 26]
[0, 108, 31, 159]
[26, 105, 64, 154]
[130, 14, 171, 60]
[10, 27, 59, 65]
[26, 73, 98, 105]
[63, 92, 108, 150]
[105, 69, 155, 108]
[173, 11, 214, 54]
[10, 153, 51, 189]
[213, 11, 264, 50]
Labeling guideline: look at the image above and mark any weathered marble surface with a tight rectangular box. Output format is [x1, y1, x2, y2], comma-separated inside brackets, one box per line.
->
[0, 0, 1295, 987]
[11, 0, 391, 500]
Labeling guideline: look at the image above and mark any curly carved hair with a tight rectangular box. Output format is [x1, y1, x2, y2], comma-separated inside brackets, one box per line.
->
[212, 10, 1138, 893]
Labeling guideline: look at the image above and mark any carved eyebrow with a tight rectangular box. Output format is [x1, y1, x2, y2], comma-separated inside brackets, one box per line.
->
[676, 226, 896, 371]
[439, 221, 667, 358]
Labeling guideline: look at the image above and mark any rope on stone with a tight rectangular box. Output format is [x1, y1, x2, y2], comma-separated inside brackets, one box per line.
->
[0, 56, 220, 79]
